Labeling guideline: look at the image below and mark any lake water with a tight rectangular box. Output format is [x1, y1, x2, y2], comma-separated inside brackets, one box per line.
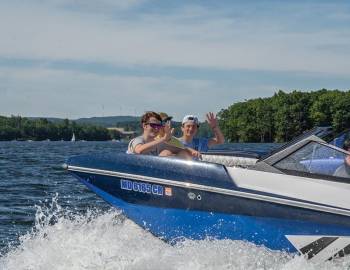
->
[0, 141, 350, 270]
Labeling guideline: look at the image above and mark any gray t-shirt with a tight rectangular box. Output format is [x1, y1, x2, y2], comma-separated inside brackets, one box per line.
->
[127, 136, 163, 156]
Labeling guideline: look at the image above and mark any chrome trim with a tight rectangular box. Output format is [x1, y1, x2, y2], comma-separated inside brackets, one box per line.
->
[67, 165, 350, 217]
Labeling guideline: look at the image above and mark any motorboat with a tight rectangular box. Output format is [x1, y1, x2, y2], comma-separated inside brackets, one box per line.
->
[65, 127, 350, 262]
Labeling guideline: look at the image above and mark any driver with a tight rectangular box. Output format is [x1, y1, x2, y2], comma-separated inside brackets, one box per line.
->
[333, 139, 350, 178]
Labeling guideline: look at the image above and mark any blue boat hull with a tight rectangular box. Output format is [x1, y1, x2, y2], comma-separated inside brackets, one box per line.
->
[71, 172, 350, 254]
[66, 153, 350, 260]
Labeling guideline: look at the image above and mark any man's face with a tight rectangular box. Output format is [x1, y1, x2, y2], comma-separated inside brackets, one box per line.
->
[181, 122, 198, 138]
[143, 117, 162, 138]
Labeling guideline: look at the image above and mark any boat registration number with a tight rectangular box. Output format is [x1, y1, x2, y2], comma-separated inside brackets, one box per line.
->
[120, 179, 166, 196]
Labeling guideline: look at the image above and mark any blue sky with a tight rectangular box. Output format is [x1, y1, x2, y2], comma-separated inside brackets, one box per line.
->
[1, 0, 350, 121]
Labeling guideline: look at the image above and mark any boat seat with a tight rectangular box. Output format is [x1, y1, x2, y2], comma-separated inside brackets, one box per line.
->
[201, 154, 258, 167]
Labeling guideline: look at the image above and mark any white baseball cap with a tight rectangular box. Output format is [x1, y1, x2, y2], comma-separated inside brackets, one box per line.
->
[182, 115, 199, 126]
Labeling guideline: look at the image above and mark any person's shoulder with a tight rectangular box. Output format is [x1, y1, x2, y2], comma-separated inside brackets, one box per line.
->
[132, 136, 145, 145]
[127, 136, 144, 153]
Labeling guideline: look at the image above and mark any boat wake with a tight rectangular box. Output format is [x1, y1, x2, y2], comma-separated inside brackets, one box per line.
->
[1, 198, 350, 270]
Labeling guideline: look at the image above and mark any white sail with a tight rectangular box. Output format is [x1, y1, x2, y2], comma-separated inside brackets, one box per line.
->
[71, 133, 76, 142]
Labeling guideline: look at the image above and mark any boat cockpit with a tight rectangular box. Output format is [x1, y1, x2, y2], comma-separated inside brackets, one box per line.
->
[202, 127, 350, 178]
[253, 135, 350, 182]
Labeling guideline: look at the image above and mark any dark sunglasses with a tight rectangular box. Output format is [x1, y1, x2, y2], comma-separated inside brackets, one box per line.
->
[146, 122, 163, 129]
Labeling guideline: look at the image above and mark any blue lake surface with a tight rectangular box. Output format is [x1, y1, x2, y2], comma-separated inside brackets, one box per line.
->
[1, 141, 349, 269]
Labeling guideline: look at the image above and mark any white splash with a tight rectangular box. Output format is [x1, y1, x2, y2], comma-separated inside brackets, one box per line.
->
[1, 199, 350, 270]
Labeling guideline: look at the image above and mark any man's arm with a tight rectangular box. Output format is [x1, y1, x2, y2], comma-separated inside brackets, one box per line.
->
[135, 124, 174, 154]
[206, 112, 225, 147]
[185, 147, 202, 159]
[134, 139, 164, 154]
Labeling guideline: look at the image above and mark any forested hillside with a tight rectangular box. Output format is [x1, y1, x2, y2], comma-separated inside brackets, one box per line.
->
[218, 89, 350, 142]
[2, 89, 349, 142]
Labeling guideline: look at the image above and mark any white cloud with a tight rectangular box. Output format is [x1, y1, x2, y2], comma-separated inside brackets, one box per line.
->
[0, 1, 350, 75]
[8, 0, 146, 13]
[1, 1, 350, 119]
[67, 0, 145, 10]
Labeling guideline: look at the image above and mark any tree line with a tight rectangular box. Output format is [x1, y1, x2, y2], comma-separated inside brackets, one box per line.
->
[2, 89, 349, 142]
[218, 89, 350, 143]
[0, 115, 215, 141]
[0, 116, 111, 141]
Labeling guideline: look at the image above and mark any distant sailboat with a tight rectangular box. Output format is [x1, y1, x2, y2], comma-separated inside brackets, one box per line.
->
[71, 133, 76, 142]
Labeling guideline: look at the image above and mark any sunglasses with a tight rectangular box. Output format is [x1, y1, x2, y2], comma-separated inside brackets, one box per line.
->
[146, 122, 163, 129]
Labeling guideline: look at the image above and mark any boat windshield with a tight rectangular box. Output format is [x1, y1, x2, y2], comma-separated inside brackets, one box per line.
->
[328, 129, 350, 149]
[273, 141, 350, 180]
[260, 127, 350, 161]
